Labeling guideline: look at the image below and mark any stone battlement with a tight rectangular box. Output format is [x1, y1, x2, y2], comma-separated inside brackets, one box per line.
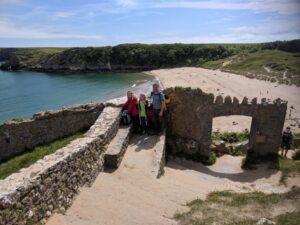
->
[164, 87, 287, 159]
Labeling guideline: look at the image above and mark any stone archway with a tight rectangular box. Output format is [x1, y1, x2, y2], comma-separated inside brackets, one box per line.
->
[211, 115, 252, 155]
[165, 87, 287, 160]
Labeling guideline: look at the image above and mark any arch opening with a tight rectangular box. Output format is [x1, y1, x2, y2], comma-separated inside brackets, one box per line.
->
[211, 115, 253, 157]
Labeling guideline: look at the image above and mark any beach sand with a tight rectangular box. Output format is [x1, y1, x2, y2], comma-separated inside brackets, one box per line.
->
[148, 67, 300, 133]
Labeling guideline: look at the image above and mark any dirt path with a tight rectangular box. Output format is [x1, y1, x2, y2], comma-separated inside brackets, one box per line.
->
[47, 135, 286, 225]
[149, 67, 300, 133]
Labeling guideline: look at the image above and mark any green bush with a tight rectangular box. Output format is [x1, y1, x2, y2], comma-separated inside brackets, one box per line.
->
[203, 151, 217, 165]
[212, 131, 249, 143]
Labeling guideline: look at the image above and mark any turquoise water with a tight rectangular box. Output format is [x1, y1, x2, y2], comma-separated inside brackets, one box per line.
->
[0, 70, 152, 123]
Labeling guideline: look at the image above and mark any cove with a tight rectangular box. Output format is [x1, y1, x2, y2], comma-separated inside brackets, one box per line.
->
[0, 70, 152, 123]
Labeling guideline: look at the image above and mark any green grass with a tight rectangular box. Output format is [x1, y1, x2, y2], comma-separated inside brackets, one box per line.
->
[175, 189, 300, 225]
[15, 48, 67, 65]
[212, 131, 249, 143]
[279, 155, 300, 183]
[0, 131, 84, 179]
[242, 152, 300, 183]
[202, 50, 300, 86]
[3, 117, 30, 124]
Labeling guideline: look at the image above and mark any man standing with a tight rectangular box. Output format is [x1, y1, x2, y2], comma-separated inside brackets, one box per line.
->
[281, 127, 293, 157]
[151, 83, 165, 134]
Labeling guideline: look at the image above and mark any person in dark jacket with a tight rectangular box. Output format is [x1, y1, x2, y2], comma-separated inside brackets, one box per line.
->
[281, 127, 293, 157]
[122, 91, 139, 132]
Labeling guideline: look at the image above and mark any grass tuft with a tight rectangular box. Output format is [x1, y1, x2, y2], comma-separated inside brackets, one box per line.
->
[175, 189, 300, 225]
[0, 131, 84, 179]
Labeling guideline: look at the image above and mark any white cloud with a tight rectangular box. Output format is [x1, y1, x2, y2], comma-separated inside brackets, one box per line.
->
[0, 20, 104, 40]
[120, 18, 300, 44]
[150, 0, 300, 15]
[0, 0, 23, 5]
[52, 11, 76, 19]
[116, 0, 138, 7]
[59, 0, 299, 16]
[108, 0, 300, 15]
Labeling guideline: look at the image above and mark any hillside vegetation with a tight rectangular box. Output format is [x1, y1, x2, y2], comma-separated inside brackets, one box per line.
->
[0, 39, 299, 85]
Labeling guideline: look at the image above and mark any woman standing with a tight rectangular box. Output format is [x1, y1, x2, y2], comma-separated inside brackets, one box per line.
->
[122, 91, 139, 133]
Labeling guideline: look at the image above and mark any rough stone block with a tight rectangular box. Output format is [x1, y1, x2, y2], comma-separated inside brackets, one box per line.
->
[104, 126, 131, 169]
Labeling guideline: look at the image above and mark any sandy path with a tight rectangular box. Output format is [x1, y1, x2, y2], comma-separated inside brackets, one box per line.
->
[47, 135, 286, 225]
[148, 67, 300, 133]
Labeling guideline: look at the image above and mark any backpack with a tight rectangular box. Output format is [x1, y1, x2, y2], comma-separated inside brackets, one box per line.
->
[282, 130, 292, 142]
[150, 91, 170, 111]
[121, 110, 131, 125]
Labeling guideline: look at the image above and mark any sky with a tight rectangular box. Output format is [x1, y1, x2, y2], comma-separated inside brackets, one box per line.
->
[0, 0, 300, 47]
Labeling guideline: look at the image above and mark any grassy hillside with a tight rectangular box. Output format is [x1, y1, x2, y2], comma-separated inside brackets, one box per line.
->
[0, 40, 299, 85]
[202, 50, 300, 86]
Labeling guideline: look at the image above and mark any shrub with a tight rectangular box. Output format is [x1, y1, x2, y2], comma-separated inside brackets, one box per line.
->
[212, 131, 249, 143]
[203, 152, 217, 165]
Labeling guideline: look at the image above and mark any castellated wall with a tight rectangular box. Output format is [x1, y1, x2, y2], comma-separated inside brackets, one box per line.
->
[165, 87, 287, 160]
[0, 103, 105, 162]
[0, 106, 121, 225]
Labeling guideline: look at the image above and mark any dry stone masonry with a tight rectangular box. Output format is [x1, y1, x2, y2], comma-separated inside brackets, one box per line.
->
[0, 103, 105, 162]
[151, 131, 166, 178]
[104, 126, 131, 169]
[0, 106, 121, 225]
[165, 87, 287, 160]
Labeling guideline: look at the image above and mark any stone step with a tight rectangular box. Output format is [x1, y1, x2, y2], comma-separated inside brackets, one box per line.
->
[104, 126, 131, 169]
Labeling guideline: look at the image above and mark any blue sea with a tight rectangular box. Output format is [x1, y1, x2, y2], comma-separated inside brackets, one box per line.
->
[0, 70, 152, 123]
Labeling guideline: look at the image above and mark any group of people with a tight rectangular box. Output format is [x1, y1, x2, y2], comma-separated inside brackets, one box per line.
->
[121, 83, 167, 135]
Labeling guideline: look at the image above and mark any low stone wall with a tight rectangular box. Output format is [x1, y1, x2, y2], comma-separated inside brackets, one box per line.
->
[104, 126, 131, 169]
[0, 103, 105, 162]
[152, 132, 166, 178]
[0, 106, 121, 225]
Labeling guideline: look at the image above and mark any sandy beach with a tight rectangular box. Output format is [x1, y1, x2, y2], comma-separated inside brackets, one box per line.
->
[148, 67, 300, 133]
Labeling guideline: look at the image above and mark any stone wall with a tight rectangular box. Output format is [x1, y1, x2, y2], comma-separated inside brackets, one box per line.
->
[0, 106, 121, 225]
[0, 103, 105, 162]
[165, 87, 287, 160]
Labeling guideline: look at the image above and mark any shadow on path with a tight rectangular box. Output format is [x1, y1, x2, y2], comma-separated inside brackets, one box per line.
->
[167, 156, 279, 183]
[130, 135, 159, 152]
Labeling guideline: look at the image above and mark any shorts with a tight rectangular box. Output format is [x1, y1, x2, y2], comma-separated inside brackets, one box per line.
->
[281, 141, 291, 149]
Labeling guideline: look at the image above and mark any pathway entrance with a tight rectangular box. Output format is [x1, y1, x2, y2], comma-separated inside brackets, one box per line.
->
[47, 135, 284, 225]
